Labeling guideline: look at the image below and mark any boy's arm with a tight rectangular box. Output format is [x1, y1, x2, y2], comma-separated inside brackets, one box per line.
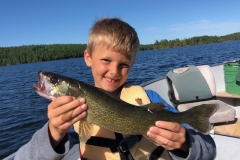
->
[145, 89, 216, 159]
[14, 122, 69, 160]
[47, 96, 87, 148]
[14, 96, 87, 160]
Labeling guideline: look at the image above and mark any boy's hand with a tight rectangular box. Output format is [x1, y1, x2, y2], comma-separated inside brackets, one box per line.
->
[47, 96, 87, 148]
[147, 121, 189, 153]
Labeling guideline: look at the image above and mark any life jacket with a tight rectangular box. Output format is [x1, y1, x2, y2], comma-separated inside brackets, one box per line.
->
[74, 86, 171, 160]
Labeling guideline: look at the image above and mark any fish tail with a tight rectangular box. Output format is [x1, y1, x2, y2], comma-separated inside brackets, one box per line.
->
[183, 104, 219, 134]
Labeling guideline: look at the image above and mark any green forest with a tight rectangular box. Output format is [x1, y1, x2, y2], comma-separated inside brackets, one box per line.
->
[139, 32, 240, 51]
[0, 44, 87, 66]
[0, 32, 240, 66]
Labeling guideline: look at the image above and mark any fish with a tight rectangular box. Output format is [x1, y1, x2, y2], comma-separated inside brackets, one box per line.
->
[33, 71, 219, 144]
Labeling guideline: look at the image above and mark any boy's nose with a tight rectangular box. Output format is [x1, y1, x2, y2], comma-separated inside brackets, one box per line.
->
[109, 64, 120, 76]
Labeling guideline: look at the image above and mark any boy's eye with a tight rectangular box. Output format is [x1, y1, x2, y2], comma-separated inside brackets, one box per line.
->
[102, 59, 110, 63]
[120, 63, 130, 68]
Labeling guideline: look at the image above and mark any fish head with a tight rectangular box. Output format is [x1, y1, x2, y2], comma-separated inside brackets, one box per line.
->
[32, 71, 76, 100]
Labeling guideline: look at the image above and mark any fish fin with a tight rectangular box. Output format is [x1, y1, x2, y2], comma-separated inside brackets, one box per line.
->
[78, 120, 94, 145]
[184, 104, 219, 134]
[141, 102, 166, 112]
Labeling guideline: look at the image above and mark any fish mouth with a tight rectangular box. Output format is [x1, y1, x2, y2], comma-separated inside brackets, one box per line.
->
[32, 71, 54, 100]
[32, 71, 45, 92]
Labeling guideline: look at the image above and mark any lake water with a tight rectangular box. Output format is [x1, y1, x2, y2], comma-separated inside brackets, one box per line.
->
[1, 40, 240, 159]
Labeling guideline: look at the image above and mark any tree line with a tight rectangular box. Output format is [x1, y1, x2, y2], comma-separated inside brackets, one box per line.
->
[139, 32, 240, 51]
[0, 32, 240, 66]
[0, 44, 86, 66]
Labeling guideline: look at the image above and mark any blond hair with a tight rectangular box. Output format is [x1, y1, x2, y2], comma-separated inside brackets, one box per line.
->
[87, 17, 139, 60]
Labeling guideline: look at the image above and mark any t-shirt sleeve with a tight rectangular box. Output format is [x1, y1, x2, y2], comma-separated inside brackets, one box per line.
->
[145, 89, 178, 113]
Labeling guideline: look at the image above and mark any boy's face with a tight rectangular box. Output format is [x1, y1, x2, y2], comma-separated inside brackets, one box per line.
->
[84, 46, 133, 96]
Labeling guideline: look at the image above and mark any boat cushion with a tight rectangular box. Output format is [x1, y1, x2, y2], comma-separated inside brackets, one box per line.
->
[166, 65, 216, 107]
[177, 100, 236, 123]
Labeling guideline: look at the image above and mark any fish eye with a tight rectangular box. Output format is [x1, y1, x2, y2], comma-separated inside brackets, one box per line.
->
[50, 76, 59, 84]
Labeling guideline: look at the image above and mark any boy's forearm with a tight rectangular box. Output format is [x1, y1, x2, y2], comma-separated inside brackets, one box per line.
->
[14, 122, 69, 160]
[48, 123, 67, 149]
[179, 133, 190, 153]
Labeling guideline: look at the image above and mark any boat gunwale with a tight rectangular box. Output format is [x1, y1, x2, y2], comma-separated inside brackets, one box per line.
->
[140, 62, 224, 87]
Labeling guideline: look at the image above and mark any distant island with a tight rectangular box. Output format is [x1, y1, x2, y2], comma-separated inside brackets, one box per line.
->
[0, 32, 239, 66]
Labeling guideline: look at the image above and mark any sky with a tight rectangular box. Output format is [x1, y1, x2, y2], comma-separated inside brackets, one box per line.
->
[1, 0, 240, 47]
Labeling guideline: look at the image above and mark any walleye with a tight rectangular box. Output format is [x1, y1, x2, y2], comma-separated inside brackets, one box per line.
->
[33, 71, 219, 144]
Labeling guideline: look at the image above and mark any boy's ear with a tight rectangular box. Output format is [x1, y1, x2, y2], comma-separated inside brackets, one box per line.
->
[84, 50, 92, 67]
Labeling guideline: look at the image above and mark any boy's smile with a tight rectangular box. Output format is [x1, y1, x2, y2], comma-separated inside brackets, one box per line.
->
[84, 46, 133, 96]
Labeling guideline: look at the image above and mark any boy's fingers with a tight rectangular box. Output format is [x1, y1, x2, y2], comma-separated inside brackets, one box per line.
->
[147, 130, 182, 150]
[149, 124, 186, 143]
[50, 96, 76, 109]
[62, 111, 74, 121]
[71, 110, 87, 124]
[57, 98, 84, 113]
[147, 130, 169, 146]
[56, 110, 87, 131]
[61, 104, 87, 121]
[50, 105, 87, 128]
[48, 97, 86, 119]
[71, 104, 87, 118]
[155, 121, 182, 132]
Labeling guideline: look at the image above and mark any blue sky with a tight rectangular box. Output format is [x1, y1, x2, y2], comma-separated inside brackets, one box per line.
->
[1, 0, 240, 47]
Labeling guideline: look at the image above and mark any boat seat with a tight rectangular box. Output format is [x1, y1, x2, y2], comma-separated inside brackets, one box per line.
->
[177, 100, 236, 123]
[166, 65, 236, 124]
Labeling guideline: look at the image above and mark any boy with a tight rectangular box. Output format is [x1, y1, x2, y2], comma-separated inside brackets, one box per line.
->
[14, 18, 216, 160]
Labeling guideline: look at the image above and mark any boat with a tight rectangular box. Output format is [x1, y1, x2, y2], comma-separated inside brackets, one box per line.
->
[4, 62, 240, 160]
[141, 62, 240, 160]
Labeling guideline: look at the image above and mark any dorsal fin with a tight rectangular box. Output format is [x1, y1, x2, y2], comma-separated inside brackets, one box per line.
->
[141, 102, 166, 112]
